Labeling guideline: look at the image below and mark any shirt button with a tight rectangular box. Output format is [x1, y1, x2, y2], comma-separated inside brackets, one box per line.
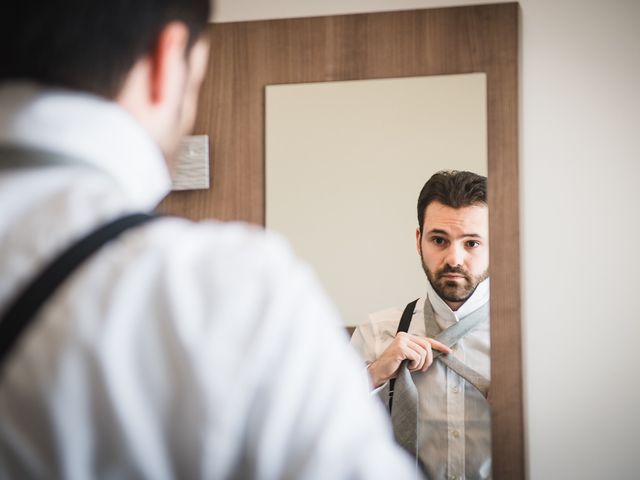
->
[452, 430, 460, 438]
[452, 385, 460, 393]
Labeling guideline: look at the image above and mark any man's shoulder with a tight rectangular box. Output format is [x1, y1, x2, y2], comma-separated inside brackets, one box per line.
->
[136, 216, 294, 265]
[368, 305, 406, 324]
[127, 216, 302, 294]
[368, 297, 423, 323]
[358, 298, 424, 336]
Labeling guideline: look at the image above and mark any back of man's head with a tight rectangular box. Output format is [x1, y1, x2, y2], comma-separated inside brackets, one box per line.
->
[0, 0, 210, 99]
[417, 170, 487, 234]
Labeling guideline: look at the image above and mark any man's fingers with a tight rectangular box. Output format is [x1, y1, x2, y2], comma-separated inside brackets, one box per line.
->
[403, 347, 422, 371]
[406, 335, 451, 354]
[377, 333, 450, 382]
[406, 335, 430, 350]
[405, 341, 427, 371]
[426, 338, 451, 354]
[422, 342, 434, 371]
[392, 334, 450, 373]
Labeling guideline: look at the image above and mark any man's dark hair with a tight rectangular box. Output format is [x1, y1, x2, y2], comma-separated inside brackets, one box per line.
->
[417, 170, 487, 233]
[0, 0, 211, 99]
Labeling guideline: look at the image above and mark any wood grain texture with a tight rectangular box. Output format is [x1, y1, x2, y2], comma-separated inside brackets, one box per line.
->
[158, 4, 523, 478]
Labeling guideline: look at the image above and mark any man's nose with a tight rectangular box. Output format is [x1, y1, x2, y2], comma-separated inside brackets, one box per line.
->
[444, 244, 465, 267]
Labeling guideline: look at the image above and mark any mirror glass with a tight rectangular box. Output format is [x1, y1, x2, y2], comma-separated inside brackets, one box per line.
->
[266, 73, 487, 327]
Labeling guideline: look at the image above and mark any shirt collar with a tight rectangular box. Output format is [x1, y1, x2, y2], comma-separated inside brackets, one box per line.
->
[0, 82, 171, 210]
[425, 276, 490, 325]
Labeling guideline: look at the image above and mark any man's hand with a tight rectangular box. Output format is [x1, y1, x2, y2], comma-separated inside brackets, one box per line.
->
[367, 333, 451, 388]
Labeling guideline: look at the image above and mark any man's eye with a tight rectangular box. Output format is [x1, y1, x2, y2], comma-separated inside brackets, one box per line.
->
[432, 237, 447, 246]
[466, 240, 480, 248]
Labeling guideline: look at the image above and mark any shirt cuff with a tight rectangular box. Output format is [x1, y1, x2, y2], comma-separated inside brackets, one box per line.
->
[364, 363, 389, 394]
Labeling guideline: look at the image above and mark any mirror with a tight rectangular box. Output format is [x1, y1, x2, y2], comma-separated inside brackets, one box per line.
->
[266, 73, 487, 326]
[265, 71, 491, 479]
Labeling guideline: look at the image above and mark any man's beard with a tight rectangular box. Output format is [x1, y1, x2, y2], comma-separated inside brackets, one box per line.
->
[420, 252, 489, 304]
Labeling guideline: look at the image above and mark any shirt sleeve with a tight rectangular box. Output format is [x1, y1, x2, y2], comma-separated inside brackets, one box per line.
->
[351, 317, 391, 393]
[351, 318, 380, 365]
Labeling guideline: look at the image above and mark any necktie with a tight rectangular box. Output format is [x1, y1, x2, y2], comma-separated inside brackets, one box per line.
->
[424, 300, 490, 398]
[384, 300, 490, 463]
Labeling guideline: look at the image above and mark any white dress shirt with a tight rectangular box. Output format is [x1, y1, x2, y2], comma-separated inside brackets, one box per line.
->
[351, 279, 491, 480]
[0, 83, 416, 479]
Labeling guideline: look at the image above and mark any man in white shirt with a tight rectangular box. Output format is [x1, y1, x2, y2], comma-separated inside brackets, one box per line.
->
[0, 1, 416, 478]
[351, 171, 492, 479]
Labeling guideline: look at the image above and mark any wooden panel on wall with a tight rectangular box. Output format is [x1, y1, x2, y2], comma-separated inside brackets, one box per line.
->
[159, 4, 522, 478]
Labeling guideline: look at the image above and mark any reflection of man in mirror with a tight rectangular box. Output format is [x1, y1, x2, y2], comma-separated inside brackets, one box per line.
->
[351, 170, 491, 479]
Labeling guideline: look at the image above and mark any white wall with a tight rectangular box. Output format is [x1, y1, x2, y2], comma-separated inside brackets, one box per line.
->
[212, 1, 640, 478]
[520, 1, 640, 479]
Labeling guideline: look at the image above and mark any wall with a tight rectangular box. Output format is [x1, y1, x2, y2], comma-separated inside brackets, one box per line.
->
[212, 1, 640, 478]
[519, 1, 640, 478]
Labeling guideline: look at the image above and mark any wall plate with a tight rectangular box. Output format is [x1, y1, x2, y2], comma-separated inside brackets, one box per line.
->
[171, 135, 210, 191]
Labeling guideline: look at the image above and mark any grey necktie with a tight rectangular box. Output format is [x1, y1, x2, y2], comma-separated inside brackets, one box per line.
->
[424, 300, 491, 398]
[389, 363, 420, 461]
[383, 300, 490, 462]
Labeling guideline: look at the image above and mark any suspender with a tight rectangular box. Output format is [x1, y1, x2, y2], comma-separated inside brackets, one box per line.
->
[388, 298, 419, 413]
[0, 213, 157, 373]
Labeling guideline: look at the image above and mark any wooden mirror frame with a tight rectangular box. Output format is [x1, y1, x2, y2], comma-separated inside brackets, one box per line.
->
[160, 3, 522, 478]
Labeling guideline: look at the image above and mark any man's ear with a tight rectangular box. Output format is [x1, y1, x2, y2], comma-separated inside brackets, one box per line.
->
[149, 22, 190, 104]
[416, 227, 422, 256]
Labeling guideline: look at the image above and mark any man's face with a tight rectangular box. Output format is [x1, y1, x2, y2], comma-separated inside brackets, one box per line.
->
[417, 201, 489, 310]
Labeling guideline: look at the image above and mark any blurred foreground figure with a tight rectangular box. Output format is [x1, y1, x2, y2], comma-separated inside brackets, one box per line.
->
[0, 1, 415, 478]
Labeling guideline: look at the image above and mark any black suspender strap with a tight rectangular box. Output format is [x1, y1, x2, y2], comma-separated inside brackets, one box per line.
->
[388, 298, 419, 413]
[396, 299, 418, 336]
[0, 213, 157, 372]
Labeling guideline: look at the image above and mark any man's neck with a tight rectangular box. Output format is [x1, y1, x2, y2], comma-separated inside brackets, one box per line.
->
[426, 277, 490, 320]
[0, 82, 171, 210]
[446, 300, 464, 311]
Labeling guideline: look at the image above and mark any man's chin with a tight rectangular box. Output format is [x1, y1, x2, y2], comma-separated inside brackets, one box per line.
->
[437, 283, 474, 304]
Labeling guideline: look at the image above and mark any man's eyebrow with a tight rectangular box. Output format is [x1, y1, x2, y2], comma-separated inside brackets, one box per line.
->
[426, 229, 484, 239]
[426, 229, 450, 236]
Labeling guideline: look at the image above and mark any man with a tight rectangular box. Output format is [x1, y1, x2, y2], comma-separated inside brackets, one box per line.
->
[351, 171, 491, 479]
[0, 1, 416, 478]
